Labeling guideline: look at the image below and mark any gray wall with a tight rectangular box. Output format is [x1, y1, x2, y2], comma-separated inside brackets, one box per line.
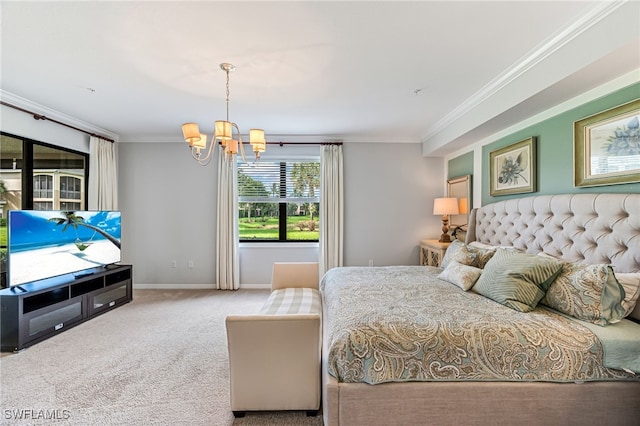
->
[343, 143, 443, 267]
[0, 106, 446, 287]
[118, 142, 444, 286]
[118, 143, 218, 287]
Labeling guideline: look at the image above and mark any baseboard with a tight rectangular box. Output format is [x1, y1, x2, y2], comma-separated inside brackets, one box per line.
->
[133, 283, 270, 290]
[239, 284, 271, 290]
[133, 283, 217, 290]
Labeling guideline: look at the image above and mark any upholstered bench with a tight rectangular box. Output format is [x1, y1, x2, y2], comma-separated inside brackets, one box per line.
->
[225, 262, 322, 417]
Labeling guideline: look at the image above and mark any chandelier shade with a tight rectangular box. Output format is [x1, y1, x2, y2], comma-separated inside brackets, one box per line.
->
[215, 120, 233, 141]
[226, 139, 238, 155]
[181, 63, 265, 166]
[181, 123, 201, 146]
[250, 128, 266, 157]
[194, 134, 207, 149]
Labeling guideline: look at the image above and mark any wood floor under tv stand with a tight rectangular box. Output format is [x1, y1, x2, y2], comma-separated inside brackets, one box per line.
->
[0, 264, 133, 352]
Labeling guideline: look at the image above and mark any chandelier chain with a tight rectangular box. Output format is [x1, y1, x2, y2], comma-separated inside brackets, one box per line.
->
[225, 69, 230, 122]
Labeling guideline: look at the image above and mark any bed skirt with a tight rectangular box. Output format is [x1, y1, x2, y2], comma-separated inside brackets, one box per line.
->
[322, 365, 640, 425]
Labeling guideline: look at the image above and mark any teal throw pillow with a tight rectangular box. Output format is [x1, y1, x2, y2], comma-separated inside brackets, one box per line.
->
[472, 248, 564, 312]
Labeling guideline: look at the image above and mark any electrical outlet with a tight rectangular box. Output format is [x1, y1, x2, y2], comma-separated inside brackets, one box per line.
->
[368, 259, 374, 267]
[188, 260, 194, 269]
[171, 260, 177, 268]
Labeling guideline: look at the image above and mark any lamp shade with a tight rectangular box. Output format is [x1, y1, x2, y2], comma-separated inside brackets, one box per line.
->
[250, 128, 266, 154]
[181, 123, 201, 145]
[458, 197, 468, 215]
[226, 139, 238, 155]
[192, 133, 207, 149]
[433, 197, 459, 216]
[249, 129, 265, 144]
[215, 120, 233, 141]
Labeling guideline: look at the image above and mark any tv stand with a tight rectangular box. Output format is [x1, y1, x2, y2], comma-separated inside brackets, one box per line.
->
[74, 271, 96, 279]
[0, 265, 133, 352]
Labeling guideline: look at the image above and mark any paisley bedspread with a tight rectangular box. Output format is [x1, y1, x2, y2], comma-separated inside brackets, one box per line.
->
[320, 266, 637, 384]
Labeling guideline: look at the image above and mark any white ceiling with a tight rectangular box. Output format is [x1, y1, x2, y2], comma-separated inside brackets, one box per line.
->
[1, 1, 639, 156]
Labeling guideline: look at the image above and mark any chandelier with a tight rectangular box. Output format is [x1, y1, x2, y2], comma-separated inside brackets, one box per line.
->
[181, 63, 266, 166]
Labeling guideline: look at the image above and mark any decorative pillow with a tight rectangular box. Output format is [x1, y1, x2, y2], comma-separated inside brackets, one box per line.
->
[616, 273, 640, 318]
[441, 240, 477, 269]
[541, 263, 627, 326]
[438, 260, 482, 291]
[467, 243, 497, 269]
[467, 242, 523, 269]
[472, 248, 564, 312]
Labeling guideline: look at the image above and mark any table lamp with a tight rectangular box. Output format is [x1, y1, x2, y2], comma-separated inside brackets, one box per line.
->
[433, 197, 459, 243]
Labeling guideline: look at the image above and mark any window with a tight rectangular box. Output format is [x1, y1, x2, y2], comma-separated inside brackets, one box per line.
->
[34, 201, 54, 210]
[0, 132, 88, 248]
[60, 176, 82, 200]
[238, 160, 320, 242]
[34, 174, 53, 198]
[33, 173, 84, 211]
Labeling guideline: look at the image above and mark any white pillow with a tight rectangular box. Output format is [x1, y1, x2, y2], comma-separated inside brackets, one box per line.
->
[438, 260, 482, 291]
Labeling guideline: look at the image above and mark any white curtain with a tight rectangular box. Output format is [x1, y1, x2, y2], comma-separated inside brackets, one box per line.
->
[216, 147, 240, 290]
[319, 144, 344, 277]
[88, 136, 118, 210]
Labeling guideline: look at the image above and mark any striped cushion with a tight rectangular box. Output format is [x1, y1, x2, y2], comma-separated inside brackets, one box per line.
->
[260, 288, 322, 316]
[472, 248, 564, 312]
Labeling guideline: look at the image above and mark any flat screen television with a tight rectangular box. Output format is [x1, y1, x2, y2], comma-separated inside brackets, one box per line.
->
[8, 210, 121, 286]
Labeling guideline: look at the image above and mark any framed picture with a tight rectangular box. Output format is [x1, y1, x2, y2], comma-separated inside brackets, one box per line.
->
[489, 137, 536, 196]
[574, 99, 640, 187]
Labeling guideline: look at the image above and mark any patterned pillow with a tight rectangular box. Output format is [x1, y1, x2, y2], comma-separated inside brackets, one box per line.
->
[438, 260, 482, 291]
[467, 243, 497, 269]
[541, 263, 627, 326]
[472, 248, 564, 312]
[441, 240, 477, 269]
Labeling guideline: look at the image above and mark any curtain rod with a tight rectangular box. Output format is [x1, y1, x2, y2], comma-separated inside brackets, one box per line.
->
[217, 141, 342, 147]
[1, 100, 115, 143]
[1, 100, 342, 146]
[267, 141, 342, 146]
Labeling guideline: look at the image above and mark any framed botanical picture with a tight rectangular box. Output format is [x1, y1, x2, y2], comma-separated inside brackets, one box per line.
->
[574, 99, 640, 187]
[489, 137, 536, 196]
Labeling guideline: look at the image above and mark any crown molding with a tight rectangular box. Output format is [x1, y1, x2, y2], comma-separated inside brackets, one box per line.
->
[119, 133, 419, 144]
[421, 1, 626, 144]
[440, 68, 640, 162]
[0, 90, 120, 142]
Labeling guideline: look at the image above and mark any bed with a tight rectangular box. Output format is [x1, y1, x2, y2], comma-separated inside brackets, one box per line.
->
[320, 193, 640, 426]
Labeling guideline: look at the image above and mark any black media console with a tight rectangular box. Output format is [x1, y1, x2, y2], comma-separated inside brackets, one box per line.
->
[0, 264, 133, 352]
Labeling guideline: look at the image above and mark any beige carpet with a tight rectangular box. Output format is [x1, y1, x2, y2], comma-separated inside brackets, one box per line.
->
[0, 289, 324, 426]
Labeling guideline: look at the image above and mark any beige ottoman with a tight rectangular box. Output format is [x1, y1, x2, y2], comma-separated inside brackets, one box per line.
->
[225, 262, 322, 417]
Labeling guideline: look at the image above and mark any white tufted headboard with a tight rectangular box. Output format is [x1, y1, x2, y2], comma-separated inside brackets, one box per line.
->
[466, 193, 640, 273]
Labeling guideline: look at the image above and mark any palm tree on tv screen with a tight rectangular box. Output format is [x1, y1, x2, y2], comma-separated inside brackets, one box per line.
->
[49, 211, 121, 250]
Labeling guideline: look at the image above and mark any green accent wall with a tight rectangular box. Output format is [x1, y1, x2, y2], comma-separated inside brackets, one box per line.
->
[448, 151, 474, 179]
[481, 83, 640, 205]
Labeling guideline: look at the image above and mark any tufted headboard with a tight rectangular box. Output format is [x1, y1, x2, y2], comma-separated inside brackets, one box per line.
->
[466, 193, 639, 273]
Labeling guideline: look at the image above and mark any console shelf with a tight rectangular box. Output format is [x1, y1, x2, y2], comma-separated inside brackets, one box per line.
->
[0, 265, 132, 352]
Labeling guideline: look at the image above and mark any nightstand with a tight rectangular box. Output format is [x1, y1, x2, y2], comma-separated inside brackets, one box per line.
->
[419, 239, 451, 267]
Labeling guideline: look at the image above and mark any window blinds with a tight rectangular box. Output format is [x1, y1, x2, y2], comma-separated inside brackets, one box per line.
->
[237, 160, 320, 204]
